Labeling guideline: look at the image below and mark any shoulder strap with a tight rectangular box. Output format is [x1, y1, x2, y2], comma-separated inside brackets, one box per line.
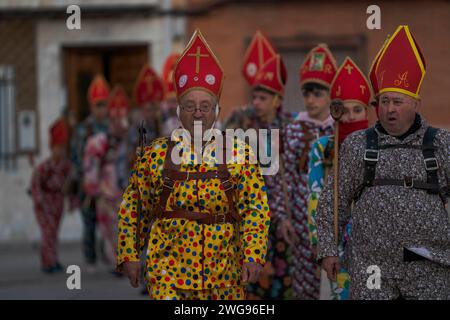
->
[354, 128, 379, 201]
[422, 127, 440, 194]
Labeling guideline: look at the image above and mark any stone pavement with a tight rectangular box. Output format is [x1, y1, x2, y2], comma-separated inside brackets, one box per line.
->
[0, 241, 148, 300]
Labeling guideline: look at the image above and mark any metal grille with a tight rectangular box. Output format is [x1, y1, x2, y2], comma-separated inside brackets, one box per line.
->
[0, 65, 16, 171]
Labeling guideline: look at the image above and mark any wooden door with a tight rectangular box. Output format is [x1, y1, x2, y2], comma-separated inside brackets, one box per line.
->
[63, 45, 149, 122]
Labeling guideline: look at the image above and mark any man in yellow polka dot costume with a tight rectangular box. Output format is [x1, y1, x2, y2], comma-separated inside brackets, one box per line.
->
[116, 29, 270, 300]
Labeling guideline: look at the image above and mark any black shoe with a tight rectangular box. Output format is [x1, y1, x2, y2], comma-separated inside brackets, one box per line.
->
[109, 269, 123, 278]
[141, 287, 149, 295]
[53, 263, 64, 273]
[41, 266, 54, 274]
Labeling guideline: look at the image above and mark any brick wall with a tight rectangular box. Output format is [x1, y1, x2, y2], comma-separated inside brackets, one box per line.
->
[186, 0, 450, 129]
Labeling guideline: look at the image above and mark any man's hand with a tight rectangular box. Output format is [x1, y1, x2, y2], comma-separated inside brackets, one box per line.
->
[277, 218, 298, 247]
[321, 256, 340, 282]
[241, 262, 262, 284]
[311, 245, 318, 261]
[122, 261, 141, 288]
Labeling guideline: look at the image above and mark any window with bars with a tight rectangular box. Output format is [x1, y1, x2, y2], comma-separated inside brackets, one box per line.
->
[0, 65, 16, 171]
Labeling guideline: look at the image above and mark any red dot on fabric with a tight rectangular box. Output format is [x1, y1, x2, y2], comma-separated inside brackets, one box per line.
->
[177, 279, 184, 285]
[246, 236, 252, 241]
[131, 211, 137, 218]
[165, 277, 170, 282]
[178, 247, 184, 253]
[189, 231, 195, 237]
[169, 260, 175, 266]
[160, 152, 165, 157]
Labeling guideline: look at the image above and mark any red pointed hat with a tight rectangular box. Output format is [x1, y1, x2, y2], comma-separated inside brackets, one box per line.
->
[369, 35, 390, 98]
[49, 118, 69, 147]
[87, 74, 110, 107]
[299, 44, 337, 88]
[162, 53, 180, 99]
[252, 54, 287, 97]
[331, 57, 372, 107]
[134, 64, 165, 106]
[174, 29, 224, 99]
[374, 25, 426, 99]
[108, 85, 130, 118]
[242, 30, 277, 86]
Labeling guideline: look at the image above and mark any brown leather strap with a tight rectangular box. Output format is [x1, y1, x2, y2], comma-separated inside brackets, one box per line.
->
[218, 162, 242, 222]
[164, 169, 231, 181]
[157, 139, 242, 223]
[158, 209, 234, 224]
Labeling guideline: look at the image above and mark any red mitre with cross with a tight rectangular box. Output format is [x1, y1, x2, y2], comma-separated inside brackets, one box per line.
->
[134, 64, 165, 106]
[87, 74, 110, 107]
[374, 25, 426, 99]
[252, 54, 287, 97]
[108, 85, 130, 118]
[49, 118, 69, 147]
[162, 53, 180, 99]
[174, 29, 224, 99]
[331, 57, 372, 107]
[242, 30, 277, 86]
[299, 44, 337, 88]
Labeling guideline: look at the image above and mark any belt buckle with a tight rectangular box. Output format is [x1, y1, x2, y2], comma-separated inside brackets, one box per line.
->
[364, 149, 379, 162]
[404, 176, 414, 188]
[424, 157, 439, 171]
[215, 214, 226, 224]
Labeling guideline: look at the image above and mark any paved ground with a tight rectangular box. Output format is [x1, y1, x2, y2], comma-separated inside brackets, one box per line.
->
[0, 242, 148, 300]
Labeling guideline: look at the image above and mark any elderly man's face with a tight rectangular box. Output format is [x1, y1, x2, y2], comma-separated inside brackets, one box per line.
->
[378, 91, 418, 136]
[178, 89, 218, 137]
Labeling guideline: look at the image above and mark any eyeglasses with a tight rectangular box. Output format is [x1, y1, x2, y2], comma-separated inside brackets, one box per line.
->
[181, 104, 215, 113]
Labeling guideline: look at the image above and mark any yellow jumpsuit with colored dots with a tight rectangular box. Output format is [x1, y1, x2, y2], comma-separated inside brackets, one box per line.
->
[116, 136, 270, 300]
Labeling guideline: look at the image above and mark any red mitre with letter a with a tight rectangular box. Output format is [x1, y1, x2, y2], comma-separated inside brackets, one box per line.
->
[374, 25, 426, 99]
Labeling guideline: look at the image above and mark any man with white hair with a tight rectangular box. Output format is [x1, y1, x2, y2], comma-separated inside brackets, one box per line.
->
[116, 29, 270, 300]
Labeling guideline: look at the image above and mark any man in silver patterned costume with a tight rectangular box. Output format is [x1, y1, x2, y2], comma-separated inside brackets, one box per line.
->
[317, 25, 450, 300]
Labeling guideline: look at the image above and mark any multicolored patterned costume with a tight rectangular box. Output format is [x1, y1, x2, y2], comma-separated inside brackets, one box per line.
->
[274, 114, 334, 299]
[84, 85, 130, 266]
[31, 119, 73, 271]
[308, 56, 372, 299]
[70, 74, 109, 265]
[239, 33, 296, 300]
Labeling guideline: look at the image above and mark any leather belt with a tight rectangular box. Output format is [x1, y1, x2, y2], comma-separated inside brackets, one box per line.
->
[158, 209, 234, 225]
